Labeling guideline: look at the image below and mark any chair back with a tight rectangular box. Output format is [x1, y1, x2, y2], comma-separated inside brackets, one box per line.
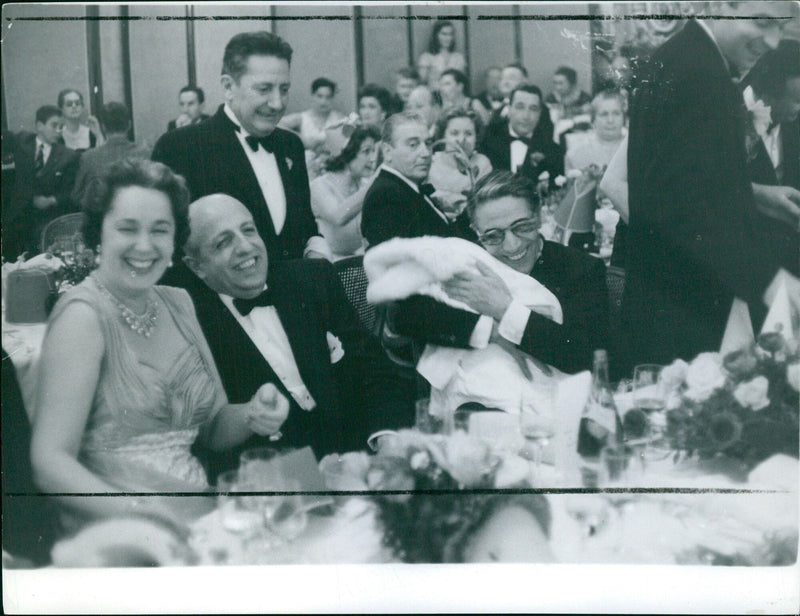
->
[333, 256, 376, 334]
[41, 212, 84, 254]
[605, 265, 626, 334]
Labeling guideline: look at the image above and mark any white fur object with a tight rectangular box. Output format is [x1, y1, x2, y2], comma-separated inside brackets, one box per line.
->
[364, 236, 564, 415]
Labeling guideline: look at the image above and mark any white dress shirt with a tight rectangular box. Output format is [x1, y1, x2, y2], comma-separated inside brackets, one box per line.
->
[761, 125, 782, 175]
[35, 137, 52, 166]
[508, 127, 532, 174]
[224, 104, 287, 234]
[219, 291, 316, 411]
[380, 164, 449, 223]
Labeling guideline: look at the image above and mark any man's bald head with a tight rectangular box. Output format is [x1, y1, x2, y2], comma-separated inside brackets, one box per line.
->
[183, 193, 269, 299]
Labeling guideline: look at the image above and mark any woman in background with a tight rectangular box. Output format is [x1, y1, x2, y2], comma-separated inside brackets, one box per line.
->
[417, 20, 467, 90]
[310, 126, 380, 261]
[58, 89, 105, 152]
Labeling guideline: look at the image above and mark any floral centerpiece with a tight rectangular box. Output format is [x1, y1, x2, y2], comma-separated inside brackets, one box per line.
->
[328, 430, 543, 562]
[663, 331, 800, 469]
[45, 235, 97, 293]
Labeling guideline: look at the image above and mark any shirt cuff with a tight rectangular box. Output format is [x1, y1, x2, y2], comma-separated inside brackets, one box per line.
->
[304, 235, 333, 261]
[468, 315, 494, 349]
[497, 300, 531, 345]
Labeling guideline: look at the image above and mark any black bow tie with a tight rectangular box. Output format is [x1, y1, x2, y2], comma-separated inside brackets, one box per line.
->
[233, 288, 274, 315]
[244, 133, 277, 153]
[419, 182, 436, 197]
[512, 136, 532, 147]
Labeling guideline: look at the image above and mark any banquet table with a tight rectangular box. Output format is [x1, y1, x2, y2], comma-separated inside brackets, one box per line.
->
[2, 317, 46, 418]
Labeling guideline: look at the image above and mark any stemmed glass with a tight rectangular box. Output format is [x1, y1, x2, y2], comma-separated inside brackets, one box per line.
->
[519, 408, 555, 484]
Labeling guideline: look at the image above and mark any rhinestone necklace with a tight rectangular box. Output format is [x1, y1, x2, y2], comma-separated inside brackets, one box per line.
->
[92, 274, 159, 338]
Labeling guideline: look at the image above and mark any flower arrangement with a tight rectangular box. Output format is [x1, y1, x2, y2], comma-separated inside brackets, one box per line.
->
[664, 331, 800, 469]
[362, 430, 543, 562]
[45, 236, 97, 292]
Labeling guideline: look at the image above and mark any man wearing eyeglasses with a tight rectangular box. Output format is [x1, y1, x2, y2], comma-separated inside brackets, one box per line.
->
[392, 170, 609, 374]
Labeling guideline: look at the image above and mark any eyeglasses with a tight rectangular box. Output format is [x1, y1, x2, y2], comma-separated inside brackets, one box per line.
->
[476, 218, 540, 246]
[63, 100, 83, 107]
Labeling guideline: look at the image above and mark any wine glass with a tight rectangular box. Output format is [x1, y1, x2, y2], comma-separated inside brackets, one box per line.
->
[519, 409, 555, 483]
[265, 479, 308, 542]
[238, 447, 289, 533]
[216, 470, 265, 537]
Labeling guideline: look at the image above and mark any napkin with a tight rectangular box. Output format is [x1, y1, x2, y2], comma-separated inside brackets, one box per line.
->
[759, 277, 797, 338]
[279, 447, 334, 510]
[719, 298, 755, 356]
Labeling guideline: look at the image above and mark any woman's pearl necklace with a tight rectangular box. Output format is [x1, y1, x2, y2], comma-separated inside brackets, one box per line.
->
[92, 274, 159, 338]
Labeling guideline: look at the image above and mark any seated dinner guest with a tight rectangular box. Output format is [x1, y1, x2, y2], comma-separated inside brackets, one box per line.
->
[405, 85, 442, 138]
[167, 85, 210, 132]
[182, 194, 413, 480]
[358, 83, 393, 129]
[30, 160, 290, 527]
[310, 126, 380, 261]
[544, 66, 592, 122]
[428, 108, 492, 219]
[390, 171, 609, 375]
[565, 89, 626, 172]
[58, 88, 104, 152]
[389, 67, 420, 115]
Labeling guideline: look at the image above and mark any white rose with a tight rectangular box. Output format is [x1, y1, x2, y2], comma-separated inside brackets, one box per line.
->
[684, 353, 726, 402]
[565, 168, 583, 179]
[554, 175, 567, 187]
[733, 376, 770, 411]
[787, 363, 800, 392]
[442, 432, 494, 486]
[659, 359, 689, 394]
[537, 171, 550, 181]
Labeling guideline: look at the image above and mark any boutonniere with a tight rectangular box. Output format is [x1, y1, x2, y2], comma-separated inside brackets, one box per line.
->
[528, 151, 546, 167]
[743, 85, 772, 139]
[326, 331, 344, 364]
[285, 157, 293, 171]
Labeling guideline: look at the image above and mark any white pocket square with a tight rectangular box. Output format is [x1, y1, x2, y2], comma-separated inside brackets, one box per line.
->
[326, 331, 344, 364]
[285, 157, 293, 171]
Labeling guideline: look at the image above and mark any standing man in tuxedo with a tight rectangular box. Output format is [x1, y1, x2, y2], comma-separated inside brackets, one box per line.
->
[167, 85, 210, 132]
[621, 2, 800, 374]
[480, 85, 563, 185]
[4, 105, 79, 260]
[361, 111, 473, 247]
[152, 31, 324, 288]
[183, 194, 413, 480]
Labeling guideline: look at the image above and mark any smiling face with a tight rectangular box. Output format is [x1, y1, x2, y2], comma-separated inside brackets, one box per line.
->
[472, 195, 541, 274]
[60, 91, 84, 121]
[406, 87, 437, 127]
[222, 54, 290, 138]
[438, 74, 463, 104]
[552, 74, 572, 98]
[437, 24, 455, 52]
[508, 90, 542, 138]
[709, 2, 788, 75]
[395, 77, 418, 103]
[185, 195, 268, 299]
[593, 97, 625, 141]
[96, 186, 175, 294]
[382, 120, 432, 184]
[359, 96, 386, 127]
[499, 67, 525, 98]
[311, 85, 334, 115]
[179, 90, 203, 121]
[444, 116, 477, 156]
[347, 137, 379, 179]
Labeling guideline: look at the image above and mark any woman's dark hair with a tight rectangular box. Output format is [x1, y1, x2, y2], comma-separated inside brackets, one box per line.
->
[57, 89, 83, 109]
[509, 84, 554, 144]
[311, 77, 337, 95]
[440, 68, 470, 96]
[377, 487, 551, 563]
[325, 126, 381, 172]
[434, 107, 483, 144]
[428, 20, 456, 54]
[83, 159, 191, 251]
[358, 83, 393, 114]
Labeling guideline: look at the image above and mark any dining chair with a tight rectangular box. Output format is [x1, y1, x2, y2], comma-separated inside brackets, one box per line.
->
[40, 212, 84, 254]
[333, 255, 377, 335]
[605, 265, 626, 335]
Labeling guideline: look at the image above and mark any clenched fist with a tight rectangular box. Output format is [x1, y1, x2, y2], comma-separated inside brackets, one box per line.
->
[246, 383, 290, 437]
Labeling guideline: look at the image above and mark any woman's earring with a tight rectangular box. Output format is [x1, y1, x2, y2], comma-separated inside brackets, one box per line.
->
[94, 245, 102, 266]
[168, 259, 174, 268]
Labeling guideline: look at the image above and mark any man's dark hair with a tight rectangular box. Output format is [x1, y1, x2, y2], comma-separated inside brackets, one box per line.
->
[326, 125, 381, 172]
[554, 65, 578, 86]
[179, 85, 205, 104]
[222, 31, 293, 82]
[36, 105, 62, 125]
[467, 170, 541, 222]
[440, 68, 470, 95]
[395, 67, 420, 82]
[99, 102, 131, 135]
[311, 77, 337, 94]
[508, 84, 554, 143]
[358, 83, 393, 113]
[745, 39, 800, 100]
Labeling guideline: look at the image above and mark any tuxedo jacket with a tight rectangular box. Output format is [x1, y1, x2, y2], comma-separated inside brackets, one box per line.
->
[479, 120, 564, 183]
[747, 120, 800, 276]
[622, 20, 781, 371]
[188, 259, 414, 480]
[360, 168, 474, 248]
[152, 105, 316, 264]
[4, 132, 79, 258]
[393, 241, 609, 375]
[167, 113, 211, 132]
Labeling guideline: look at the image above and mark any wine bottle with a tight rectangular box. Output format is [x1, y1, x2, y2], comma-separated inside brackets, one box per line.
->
[577, 350, 624, 459]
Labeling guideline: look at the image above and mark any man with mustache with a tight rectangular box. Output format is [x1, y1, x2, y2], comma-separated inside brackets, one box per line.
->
[153, 31, 325, 288]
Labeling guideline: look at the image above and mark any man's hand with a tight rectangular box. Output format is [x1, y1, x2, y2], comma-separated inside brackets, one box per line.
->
[442, 261, 513, 321]
[246, 383, 290, 436]
[752, 183, 800, 229]
[489, 323, 552, 380]
[86, 114, 103, 136]
[32, 195, 56, 210]
[175, 113, 192, 129]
